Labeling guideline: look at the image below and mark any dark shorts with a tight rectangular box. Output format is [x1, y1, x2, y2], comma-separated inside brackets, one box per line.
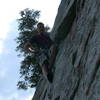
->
[38, 43, 58, 67]
[38, 46, 54, 67]
[38, 52, 48, 66]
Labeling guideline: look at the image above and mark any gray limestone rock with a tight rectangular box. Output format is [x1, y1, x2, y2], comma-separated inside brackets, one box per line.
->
[32, 0, 100, 100]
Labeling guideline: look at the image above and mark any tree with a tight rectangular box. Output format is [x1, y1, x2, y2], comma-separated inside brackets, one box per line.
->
[16, 8, 42, 90]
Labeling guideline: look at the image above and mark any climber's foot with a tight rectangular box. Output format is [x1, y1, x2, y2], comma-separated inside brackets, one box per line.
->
[47, 72, 53, 83]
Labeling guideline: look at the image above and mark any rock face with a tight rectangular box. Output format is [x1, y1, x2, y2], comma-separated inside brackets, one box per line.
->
[32, 0, 100, 100]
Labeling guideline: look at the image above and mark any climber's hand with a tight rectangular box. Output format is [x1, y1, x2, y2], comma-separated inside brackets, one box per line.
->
[28, 48, 39, 54]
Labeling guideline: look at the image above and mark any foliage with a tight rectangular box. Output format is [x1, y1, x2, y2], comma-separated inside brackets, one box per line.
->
[17, 55, 42, 90]
[16, 8, 40, 56]
[16, 8, 42, 90]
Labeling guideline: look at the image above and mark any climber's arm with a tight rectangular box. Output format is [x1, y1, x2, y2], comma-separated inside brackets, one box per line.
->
[24, 42, 39, 54]
[24, 42, 31, 52]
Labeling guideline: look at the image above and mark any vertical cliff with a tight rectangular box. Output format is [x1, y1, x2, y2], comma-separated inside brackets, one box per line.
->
[32, 0, 100, 100]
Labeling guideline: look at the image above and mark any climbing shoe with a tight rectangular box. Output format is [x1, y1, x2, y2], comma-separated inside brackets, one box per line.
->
[47, 72, 53, 83]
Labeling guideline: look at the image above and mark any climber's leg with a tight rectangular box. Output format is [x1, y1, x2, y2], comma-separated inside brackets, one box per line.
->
[41, 60, 49, 77]
[41, 60, 53, 83]
[49, 44, 58, 70]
